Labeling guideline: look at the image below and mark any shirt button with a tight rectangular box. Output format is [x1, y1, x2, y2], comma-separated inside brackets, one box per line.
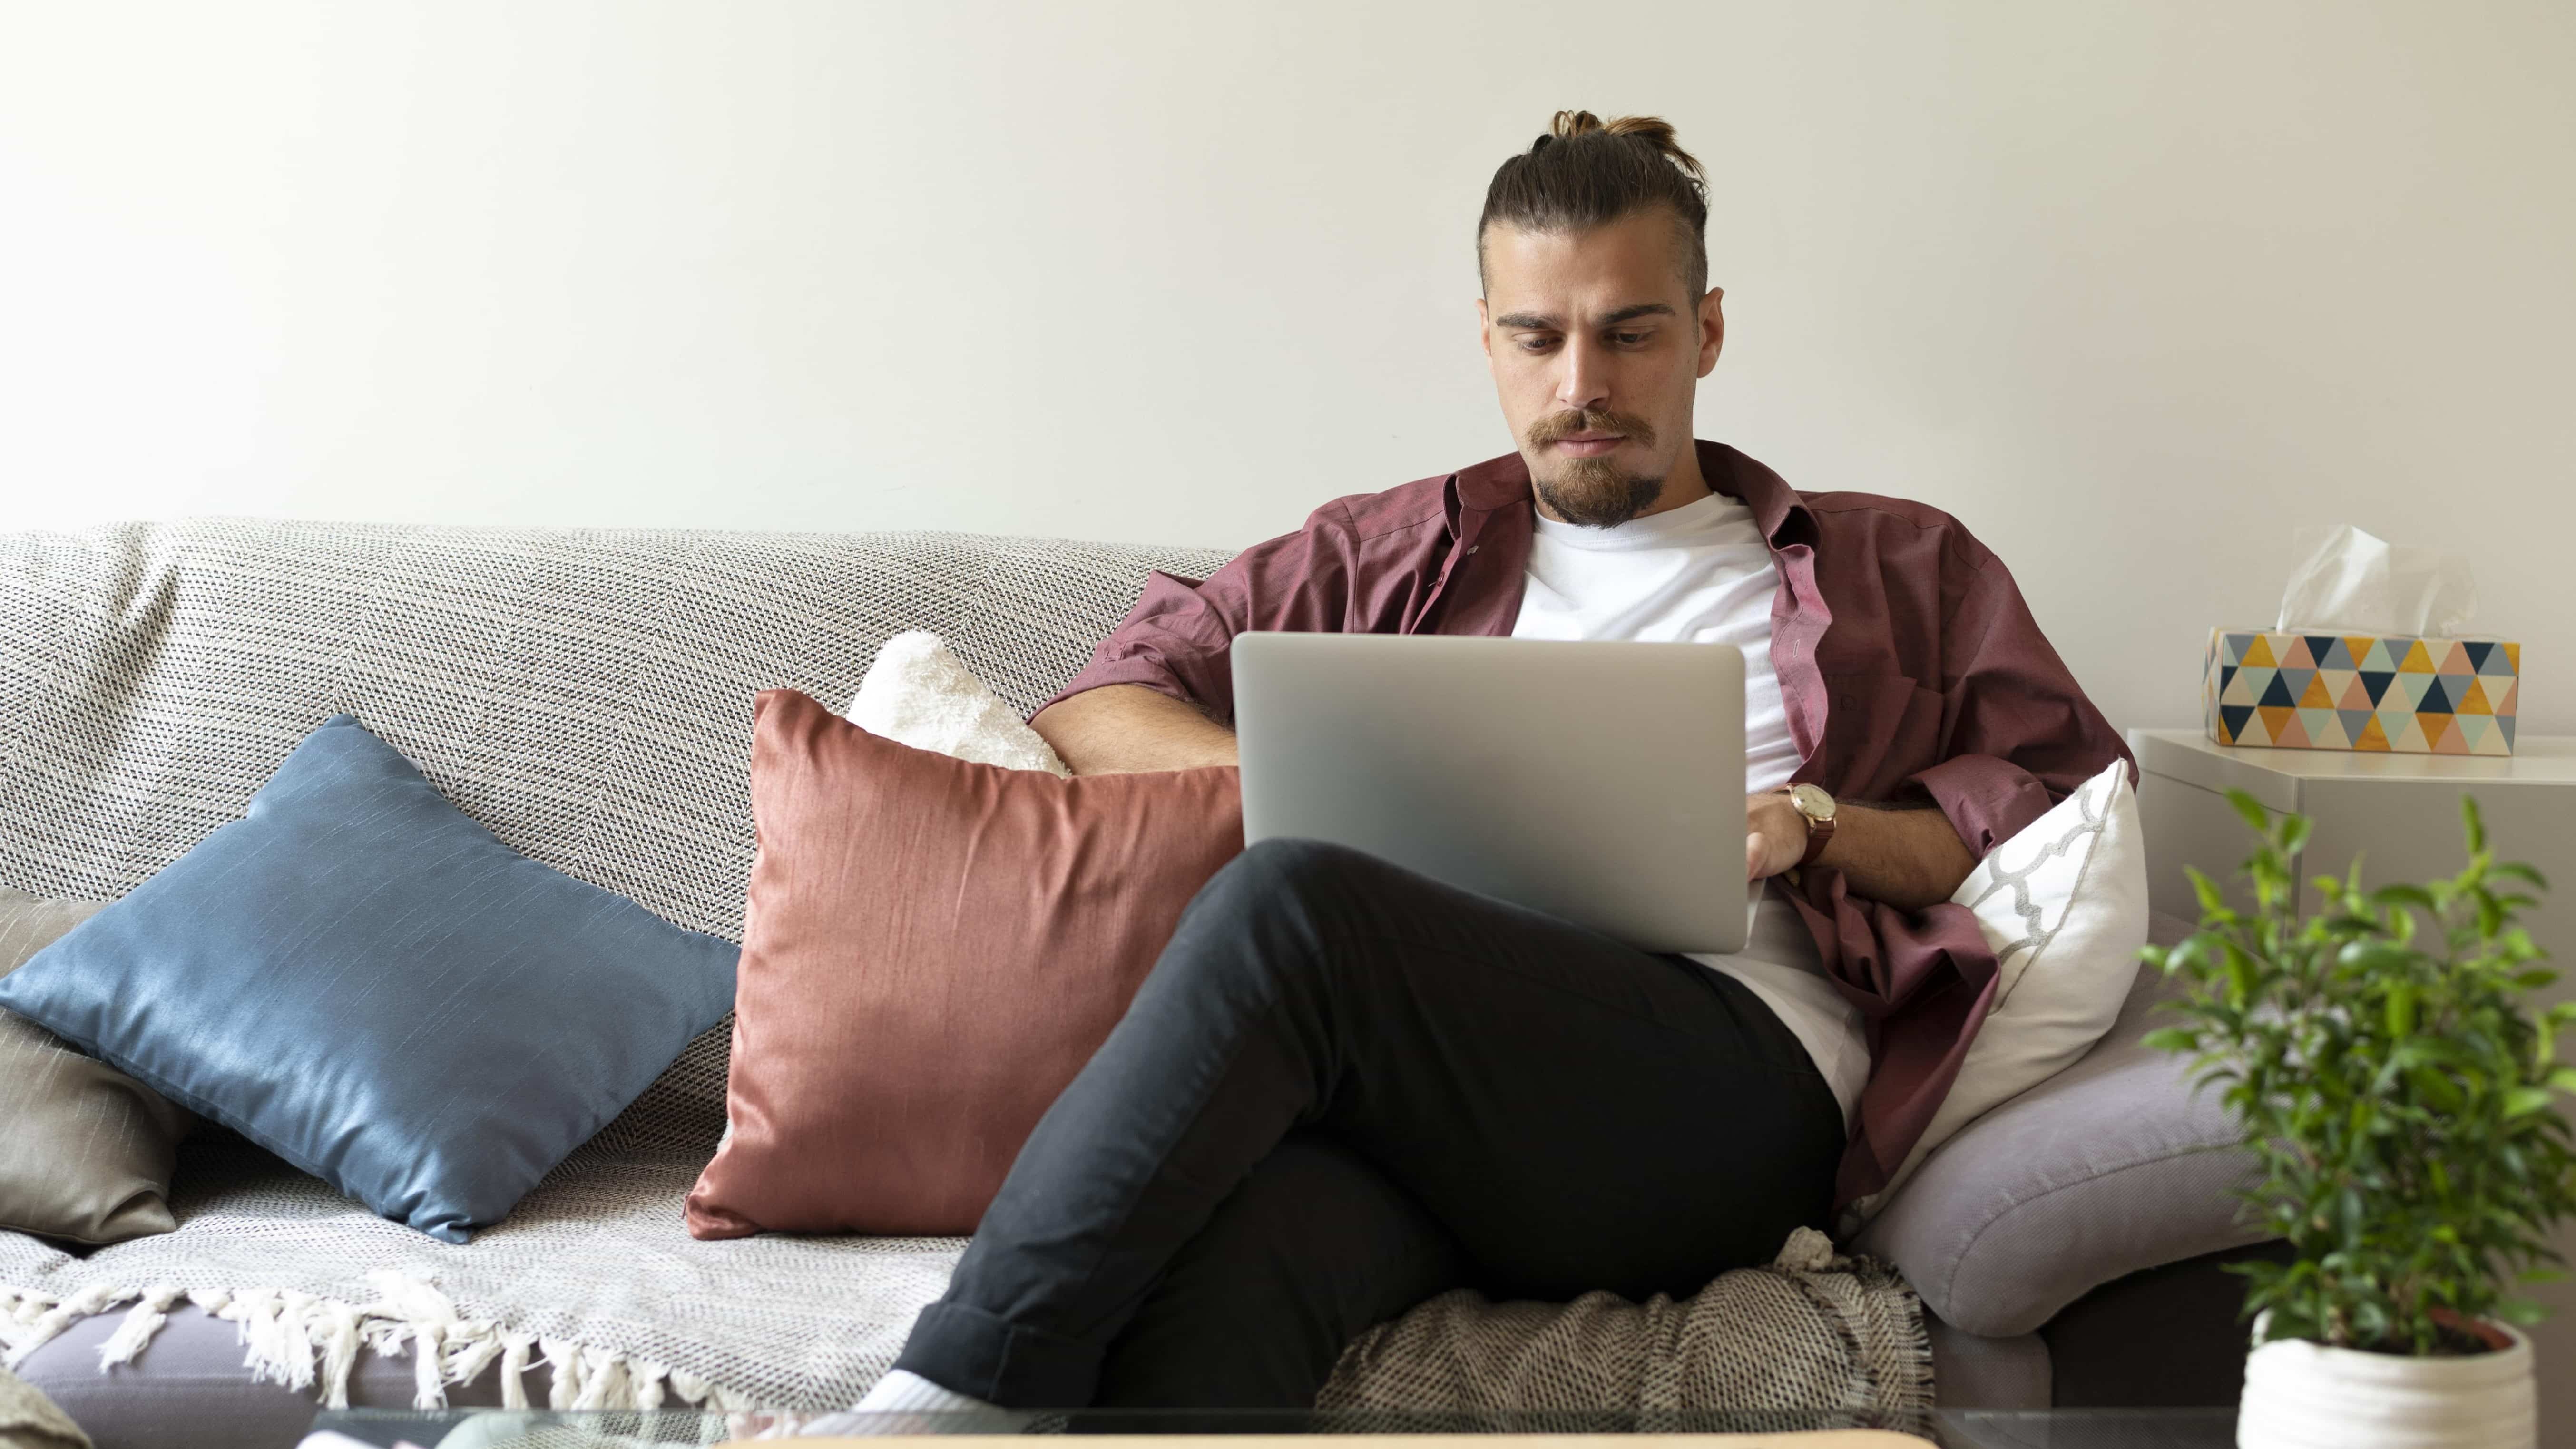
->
[1468, 545, 1480, 555]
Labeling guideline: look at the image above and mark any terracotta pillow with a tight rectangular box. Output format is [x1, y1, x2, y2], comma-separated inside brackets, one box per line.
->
[685, 689, 1243, 1237]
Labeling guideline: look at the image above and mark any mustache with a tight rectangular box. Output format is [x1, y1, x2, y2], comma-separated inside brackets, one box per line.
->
[1527, 410, 1658, 450]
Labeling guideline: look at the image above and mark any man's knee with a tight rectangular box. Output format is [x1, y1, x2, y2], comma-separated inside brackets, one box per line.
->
[1191, 837, 1394, 928]
[1153, 838, 1394, 1006]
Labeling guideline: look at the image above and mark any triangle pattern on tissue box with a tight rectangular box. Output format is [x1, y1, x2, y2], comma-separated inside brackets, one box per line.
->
[2206, 629, 2517, 755]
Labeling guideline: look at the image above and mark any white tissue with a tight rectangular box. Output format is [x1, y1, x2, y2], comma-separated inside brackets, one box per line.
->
[2274, 524, 2477, 636]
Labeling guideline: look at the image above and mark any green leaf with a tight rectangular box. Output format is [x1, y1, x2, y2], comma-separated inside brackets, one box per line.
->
[2340, 940, 2419, 976]
[2226, 948, 2257, 1007]
[2491, 862, 2550, 891]
[2549, 1068, 2576, 1095]
[2228, 788, 2272, 834]
[2385, 984, 2417, 1039]
[2142, 1028, 2200, 1055]
[2464, 795, 2488, 855]
[2370, 883, 2439, 916]
[2504, 1087, 2555, 1119]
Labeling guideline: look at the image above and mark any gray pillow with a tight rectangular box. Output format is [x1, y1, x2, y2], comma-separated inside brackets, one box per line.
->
[0, 889, 193, 1245]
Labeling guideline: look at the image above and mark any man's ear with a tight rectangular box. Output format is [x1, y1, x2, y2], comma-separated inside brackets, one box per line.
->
[1697, 286, 1725, 379]
[1476, 297, 1492, 363]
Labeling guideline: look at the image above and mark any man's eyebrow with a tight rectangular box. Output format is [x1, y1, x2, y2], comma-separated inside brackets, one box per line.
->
[1492, 303, 1678, 331]
[1599, 303, 1678, 325]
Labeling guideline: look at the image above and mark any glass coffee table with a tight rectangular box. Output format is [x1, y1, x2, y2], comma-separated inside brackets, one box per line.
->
[306, 1405, 2238, 1448]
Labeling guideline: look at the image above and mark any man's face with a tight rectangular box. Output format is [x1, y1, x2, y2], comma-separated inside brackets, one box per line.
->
[1478, 208, 1724, 528]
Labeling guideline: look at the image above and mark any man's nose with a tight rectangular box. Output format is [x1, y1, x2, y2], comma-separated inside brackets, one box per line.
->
[1555, 338, 1611, 413]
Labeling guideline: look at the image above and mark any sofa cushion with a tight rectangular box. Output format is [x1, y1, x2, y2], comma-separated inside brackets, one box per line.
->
[685, 688, 1243, 1237]
[1851, 919, 2269, 1338]
[0, 715, 740, 1243]
[0, 890, 192, 1246]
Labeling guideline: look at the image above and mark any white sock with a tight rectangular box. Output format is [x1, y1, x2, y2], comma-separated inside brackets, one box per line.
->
[852, 1368, 998, 1414]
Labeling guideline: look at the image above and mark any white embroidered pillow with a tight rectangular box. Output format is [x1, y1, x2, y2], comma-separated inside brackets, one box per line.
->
[1843, 758, 2148, 1225]
[843, 631, 1071, 776]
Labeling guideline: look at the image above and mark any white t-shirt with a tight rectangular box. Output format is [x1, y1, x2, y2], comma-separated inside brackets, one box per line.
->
[1510, 490, 1870, 1123]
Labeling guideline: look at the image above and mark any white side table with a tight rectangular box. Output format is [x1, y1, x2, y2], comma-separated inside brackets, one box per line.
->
[2128, 727, 2576, 1435]
[2127, 729, 2576, 963]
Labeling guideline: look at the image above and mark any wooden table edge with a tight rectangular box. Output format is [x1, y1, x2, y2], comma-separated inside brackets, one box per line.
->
[751, 1433, 1937, 1448]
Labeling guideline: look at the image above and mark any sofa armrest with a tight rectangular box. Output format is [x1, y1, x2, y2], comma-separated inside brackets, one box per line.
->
[1852, 940, 2271, 1338]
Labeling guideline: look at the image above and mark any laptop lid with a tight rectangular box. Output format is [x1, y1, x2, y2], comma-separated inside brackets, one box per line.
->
[1232, 631, 1748, 955]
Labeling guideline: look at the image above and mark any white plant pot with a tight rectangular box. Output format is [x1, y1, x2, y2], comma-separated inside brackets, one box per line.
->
[2237, 1312, 2536, 1449]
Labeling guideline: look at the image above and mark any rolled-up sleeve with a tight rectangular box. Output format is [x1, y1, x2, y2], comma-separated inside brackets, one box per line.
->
[1907, 561, 2133, 857]
[1032, 505, 1359, 725]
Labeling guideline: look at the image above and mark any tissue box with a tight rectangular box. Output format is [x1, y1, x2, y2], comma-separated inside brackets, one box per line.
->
[2205, 629, 2519, 754]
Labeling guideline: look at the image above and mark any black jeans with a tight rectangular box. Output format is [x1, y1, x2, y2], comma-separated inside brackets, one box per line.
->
[892, 838, 1845, 1409]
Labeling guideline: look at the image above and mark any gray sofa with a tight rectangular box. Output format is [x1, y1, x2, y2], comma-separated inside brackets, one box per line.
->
[0, 519, 2273, 1445]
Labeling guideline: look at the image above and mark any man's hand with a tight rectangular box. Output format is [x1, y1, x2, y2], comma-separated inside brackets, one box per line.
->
[1745, 791, 1812, 883]
[1745, 791, 1980, 913]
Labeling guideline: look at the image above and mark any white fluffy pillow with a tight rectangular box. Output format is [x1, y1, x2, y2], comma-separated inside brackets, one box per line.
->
[1843, 758, 2148, 1225]
[844, 631, 1071, 776]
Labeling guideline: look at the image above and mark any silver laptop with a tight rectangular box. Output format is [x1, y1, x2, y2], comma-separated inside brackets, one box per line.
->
[1231, 632, 1748, 955]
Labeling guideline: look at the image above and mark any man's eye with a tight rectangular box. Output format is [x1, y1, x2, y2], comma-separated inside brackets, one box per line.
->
[1516, 337, 1556, 352]
[1613, 332, 1650, 346]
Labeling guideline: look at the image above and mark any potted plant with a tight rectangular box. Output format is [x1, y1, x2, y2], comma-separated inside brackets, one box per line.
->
[2146, 792, 2572, 1449]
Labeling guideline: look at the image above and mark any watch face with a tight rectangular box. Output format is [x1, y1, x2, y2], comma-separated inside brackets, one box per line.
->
[1789, 783, 1836, 821]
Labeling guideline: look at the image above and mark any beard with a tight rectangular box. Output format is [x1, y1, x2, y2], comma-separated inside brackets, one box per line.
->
[1525, 408, 1665, 529]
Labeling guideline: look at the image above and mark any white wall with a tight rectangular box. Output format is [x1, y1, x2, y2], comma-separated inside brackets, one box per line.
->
[1, 0, 2569, 738]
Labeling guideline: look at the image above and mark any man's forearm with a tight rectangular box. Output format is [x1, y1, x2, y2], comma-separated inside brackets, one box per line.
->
[1810, 802, 1978, 911]
[1030, 685, 1240, 775]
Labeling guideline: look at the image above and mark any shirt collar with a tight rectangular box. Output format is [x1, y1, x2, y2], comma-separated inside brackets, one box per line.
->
[1451, 439, 1812, 547]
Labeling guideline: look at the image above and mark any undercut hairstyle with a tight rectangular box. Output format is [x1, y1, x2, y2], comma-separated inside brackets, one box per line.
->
[1477, 110, 1710, 300]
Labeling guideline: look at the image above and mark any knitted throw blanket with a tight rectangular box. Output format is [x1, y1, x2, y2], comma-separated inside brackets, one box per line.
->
[0, 520, 1927, 1420]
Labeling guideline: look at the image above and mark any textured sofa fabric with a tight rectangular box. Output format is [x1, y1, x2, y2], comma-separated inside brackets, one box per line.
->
[1852, 931, 2268, 1338]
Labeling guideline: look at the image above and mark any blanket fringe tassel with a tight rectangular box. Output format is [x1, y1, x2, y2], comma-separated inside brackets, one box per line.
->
[0, 1273, 764, 1413]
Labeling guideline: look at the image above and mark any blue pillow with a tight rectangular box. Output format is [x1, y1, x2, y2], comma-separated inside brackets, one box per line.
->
[0, 715, 738, 1242]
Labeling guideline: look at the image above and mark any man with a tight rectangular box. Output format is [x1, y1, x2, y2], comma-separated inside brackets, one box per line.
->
[854, 111, 2128, 1415]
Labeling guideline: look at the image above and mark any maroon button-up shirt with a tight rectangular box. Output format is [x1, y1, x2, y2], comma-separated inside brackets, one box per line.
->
[1039, 439, 2132, 1210]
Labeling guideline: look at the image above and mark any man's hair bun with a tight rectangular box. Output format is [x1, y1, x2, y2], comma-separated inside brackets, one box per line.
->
[1479, 111, 1712, 296]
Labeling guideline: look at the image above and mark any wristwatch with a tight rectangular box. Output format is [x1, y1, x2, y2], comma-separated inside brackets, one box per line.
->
[1776, 783, 1838, 867]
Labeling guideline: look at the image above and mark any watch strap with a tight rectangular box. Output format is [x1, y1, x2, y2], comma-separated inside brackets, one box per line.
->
[1797, 809, 1836, 867]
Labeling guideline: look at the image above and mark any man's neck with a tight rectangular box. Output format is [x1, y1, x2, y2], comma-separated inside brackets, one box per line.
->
[1631, 443, 1713, 520]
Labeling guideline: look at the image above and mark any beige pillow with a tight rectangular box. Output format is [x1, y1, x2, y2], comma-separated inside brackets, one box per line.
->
[0, 888, 193, 1244]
